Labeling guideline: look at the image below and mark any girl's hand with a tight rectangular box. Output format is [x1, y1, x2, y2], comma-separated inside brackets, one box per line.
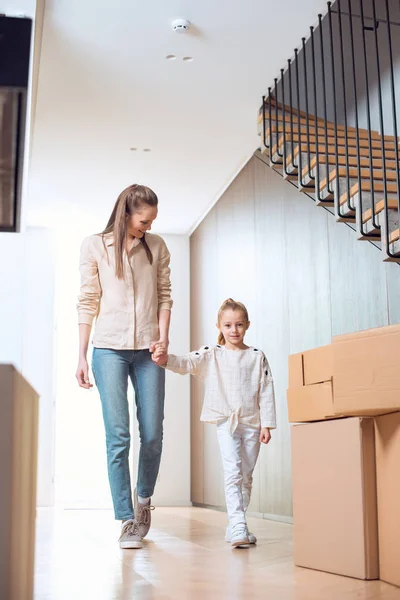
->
[76, 358, 93, 389]
[260, 427, 271, 444]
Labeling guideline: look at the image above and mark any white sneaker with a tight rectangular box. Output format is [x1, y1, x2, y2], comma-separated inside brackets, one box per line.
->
[230, 524, 250, 548]
[119, 519, 143, 549]
[225, 524, 257, 545]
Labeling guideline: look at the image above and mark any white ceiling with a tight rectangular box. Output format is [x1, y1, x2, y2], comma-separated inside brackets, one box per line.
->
[22, 0, 327, 234]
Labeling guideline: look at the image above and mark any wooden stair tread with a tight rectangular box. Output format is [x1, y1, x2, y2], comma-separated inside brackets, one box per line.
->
[285, 144, 398, 165]
[260, 112, 346, 131]
[277, 132, 398, 151]
[390, 229, 400, 243]
[362, 199, 399, 223]
[303, 155, 399, 175]
[339, 181, 398, 205]
[261, 98, 397, 142]
[261, 97, 329, 127]
[266, 124, 380, 141]
[319, 168, 399, 192]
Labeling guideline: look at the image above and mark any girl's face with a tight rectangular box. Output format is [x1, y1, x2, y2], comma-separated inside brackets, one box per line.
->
[127, 205, 158, 238]
[218, 309, 250, 349]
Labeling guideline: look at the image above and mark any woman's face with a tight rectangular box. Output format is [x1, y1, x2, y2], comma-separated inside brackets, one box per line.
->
[127, 205, 158, 238]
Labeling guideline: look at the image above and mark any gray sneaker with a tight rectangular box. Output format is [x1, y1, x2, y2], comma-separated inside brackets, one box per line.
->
[134, 488, 155, 538]
[119, 519, 143, 549]
[225, 524, 257, 544]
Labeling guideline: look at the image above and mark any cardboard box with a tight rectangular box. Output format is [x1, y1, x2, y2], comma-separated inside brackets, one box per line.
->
[333, 325, 400, 416]
[303, 345, 333, 386]
[291, 417, 378, 580]
[288, 345, 333, 389]
[374, 412, 400, 588]
[288, 352, 304, 388]
[287, 381, 334, 423]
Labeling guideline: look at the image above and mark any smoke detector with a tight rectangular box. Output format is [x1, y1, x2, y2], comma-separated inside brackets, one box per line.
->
[171, 19, 191, 33]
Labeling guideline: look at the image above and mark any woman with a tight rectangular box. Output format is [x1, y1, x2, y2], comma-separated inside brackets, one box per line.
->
[76, 184, 172, 550]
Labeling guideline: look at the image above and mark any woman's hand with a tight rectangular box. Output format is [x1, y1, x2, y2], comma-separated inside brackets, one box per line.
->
[76, 357, 93, 389]
[151, 344, 168, 366]
[259, 427, 271, 444]
[150, 339, 169, 354]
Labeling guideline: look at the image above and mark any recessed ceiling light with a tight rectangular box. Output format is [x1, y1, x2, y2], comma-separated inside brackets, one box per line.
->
[183, 56, 193, 62]
[166, 54, 176, 60]
[143, 148, 151, 152]
[130, 147, 137, 151]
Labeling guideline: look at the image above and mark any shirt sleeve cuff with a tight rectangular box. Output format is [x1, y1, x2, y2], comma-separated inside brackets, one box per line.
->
[78, 313, 95, 326]
[261, 422, 277, 429]
[158, 301, 173, 311]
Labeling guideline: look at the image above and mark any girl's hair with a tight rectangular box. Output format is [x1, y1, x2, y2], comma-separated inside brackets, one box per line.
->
[217, 298, 249, 345]
[102, 184, 158, 279]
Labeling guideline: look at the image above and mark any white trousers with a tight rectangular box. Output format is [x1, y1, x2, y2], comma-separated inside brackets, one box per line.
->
[217, 421, 261, 528]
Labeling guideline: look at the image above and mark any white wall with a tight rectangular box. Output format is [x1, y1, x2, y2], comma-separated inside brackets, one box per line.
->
[0, 228, 57, 507]
[54, 231, 191, 509]
[0, 234, 26, 369]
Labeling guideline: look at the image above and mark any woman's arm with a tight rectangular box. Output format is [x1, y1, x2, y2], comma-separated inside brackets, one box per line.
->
[153, 240, 173, 350]
[76, 237, 101, 389]
[157, 308, 171, 348]
[76, 324, 93, 388]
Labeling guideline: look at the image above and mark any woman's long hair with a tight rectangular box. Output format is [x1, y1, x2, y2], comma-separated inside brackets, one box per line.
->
[217, 298, 249, 345]
[102, 184, 158, 279]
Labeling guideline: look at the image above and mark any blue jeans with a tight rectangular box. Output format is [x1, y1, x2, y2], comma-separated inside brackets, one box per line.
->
[92, 348, 165, 520]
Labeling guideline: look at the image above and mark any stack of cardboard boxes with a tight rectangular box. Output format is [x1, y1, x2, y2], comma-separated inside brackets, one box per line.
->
[287, 324, 400, 587]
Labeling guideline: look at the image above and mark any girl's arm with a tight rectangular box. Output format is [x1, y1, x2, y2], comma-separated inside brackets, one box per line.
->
[152, 346, 209, 377]
[259, 356, 277, 430]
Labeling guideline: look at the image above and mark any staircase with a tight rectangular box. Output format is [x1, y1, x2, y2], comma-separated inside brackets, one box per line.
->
[258, 0, 400, 264]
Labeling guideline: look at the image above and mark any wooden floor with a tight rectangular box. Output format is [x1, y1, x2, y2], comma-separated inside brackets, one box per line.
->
[34, 507, 400, 600]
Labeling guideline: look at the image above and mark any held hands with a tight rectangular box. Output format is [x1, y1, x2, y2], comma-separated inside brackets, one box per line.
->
[259, 427, 271, 445]
[150, 341, 168, 366]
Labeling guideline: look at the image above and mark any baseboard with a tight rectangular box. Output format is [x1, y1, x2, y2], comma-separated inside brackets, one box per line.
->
[192, 502, 293, 524]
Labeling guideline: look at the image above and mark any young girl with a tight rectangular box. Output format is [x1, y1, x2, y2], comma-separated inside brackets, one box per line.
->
[76, 184, 172, 550]
[152, 298, 276, 548]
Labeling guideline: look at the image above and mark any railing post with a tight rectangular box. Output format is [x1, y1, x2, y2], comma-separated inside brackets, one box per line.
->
[287, 58, 296, 171]
[327, 1, 347, 220]
[348, 0, 373, 236]
[310, 24, 325, 203]
[318, 13, 334, 197]
[295, 48, 308, 187]
[338, 0, 353, 214]
[274, 77, 284, 160]
[281, 68, 293, 177]
[269, 83, 283, 166]
[383, 0, 400, 258]
[302, 36, 315, 182]
[359, 0, 379, 233]
[371, 0, 389, 247]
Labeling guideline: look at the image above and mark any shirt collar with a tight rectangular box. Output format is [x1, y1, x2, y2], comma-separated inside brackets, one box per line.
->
[103, 232, 141, 248]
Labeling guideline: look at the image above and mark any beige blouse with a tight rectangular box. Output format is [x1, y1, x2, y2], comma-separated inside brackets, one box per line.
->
[77, 232, 173, 349]
[165, 345, 277, 433]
